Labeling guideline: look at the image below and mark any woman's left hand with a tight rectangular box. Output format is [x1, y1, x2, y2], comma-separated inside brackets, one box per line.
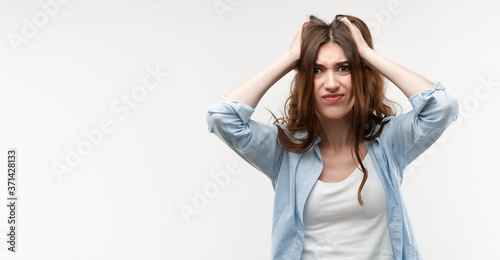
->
[340, 17, 371, 58]
[340, 17, 434, 98]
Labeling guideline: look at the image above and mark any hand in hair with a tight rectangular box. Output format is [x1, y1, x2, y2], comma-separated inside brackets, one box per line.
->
[222, 18, 309, 108]
[340, 16, 433, 98]
[288, 17, 310, 62]
[339, 17, 371, 58]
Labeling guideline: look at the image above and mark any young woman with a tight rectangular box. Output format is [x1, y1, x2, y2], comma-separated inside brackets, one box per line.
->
[206, 14, 459, 260]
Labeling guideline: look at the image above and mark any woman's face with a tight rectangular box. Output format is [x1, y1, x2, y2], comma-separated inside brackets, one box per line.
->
[312, 42, 354, 121]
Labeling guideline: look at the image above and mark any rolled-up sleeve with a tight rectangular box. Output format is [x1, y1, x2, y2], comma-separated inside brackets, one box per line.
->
[206, 97, 283, 181]
[386, 81, 460, 171]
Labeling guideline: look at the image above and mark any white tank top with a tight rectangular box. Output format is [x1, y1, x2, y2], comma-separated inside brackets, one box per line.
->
[300, 152, 393, 260]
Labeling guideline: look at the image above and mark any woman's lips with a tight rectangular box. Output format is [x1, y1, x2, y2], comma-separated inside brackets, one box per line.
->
[322, 94, 344, 103]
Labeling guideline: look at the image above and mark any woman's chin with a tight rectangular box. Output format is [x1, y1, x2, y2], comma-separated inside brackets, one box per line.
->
[315, 109, 352, 121]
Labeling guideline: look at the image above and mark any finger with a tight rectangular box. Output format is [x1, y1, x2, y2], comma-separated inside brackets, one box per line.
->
[341, 17, 361, 36]
[340, 17, 352, 28]
[301, 18, 310, 27]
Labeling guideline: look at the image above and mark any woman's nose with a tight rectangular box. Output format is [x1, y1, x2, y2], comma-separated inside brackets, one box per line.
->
[325, 70, 339, 89]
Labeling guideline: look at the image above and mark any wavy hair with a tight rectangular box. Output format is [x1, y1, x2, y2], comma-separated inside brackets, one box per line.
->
[269, 14, 399, 205]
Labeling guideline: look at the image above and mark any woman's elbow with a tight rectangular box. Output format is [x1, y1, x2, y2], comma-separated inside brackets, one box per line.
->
[417, 93, 459, 134]
[442, 94, 460, 124]
[206, 111, 224, 134]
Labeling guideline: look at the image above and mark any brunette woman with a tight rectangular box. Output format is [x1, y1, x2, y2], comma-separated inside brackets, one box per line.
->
[206, 14, 459, 260]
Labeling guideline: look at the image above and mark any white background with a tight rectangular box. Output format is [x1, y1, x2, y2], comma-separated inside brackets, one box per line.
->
[0, 0, 499, 259]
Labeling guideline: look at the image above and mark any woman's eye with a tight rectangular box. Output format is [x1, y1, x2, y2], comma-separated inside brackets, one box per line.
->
[339, 65, 349, 72]
[314, 68, 321, 74]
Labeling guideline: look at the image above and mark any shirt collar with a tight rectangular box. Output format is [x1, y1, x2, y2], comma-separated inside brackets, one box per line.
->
[314, 136, 321, 145]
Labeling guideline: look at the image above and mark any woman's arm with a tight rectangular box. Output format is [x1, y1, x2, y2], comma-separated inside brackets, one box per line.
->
[340, 17, 433, 98]
[224, 18, 309, 108]
[340, 17, 459, 173]
[359, 50, 433, 98]
[206, 18, 310, 181]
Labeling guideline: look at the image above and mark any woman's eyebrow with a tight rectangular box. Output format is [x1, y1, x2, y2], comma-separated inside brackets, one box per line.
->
[314, 61, 349, 67]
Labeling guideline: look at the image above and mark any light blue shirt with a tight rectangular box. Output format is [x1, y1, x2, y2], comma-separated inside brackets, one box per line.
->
[206, 81, 459, 260]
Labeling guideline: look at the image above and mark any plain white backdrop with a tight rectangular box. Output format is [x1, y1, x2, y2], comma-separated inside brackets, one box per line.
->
[0, 0, 499, 259]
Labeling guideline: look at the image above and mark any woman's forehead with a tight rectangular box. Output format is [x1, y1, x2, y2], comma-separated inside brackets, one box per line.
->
[315, 42, 347, 66]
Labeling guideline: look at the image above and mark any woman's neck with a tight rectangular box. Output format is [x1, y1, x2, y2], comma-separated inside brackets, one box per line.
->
[317, 111, 354, 154]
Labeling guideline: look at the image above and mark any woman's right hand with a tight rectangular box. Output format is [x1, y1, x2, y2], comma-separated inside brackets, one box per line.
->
[288, 18, 310, 61]
[224, 18, 310, 108]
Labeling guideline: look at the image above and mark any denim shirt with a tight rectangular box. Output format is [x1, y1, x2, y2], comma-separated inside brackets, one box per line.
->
[206, 81, 459, 260]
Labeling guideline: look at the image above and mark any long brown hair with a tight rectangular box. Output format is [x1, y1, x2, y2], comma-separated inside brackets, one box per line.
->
[269, 14, 398, 205]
